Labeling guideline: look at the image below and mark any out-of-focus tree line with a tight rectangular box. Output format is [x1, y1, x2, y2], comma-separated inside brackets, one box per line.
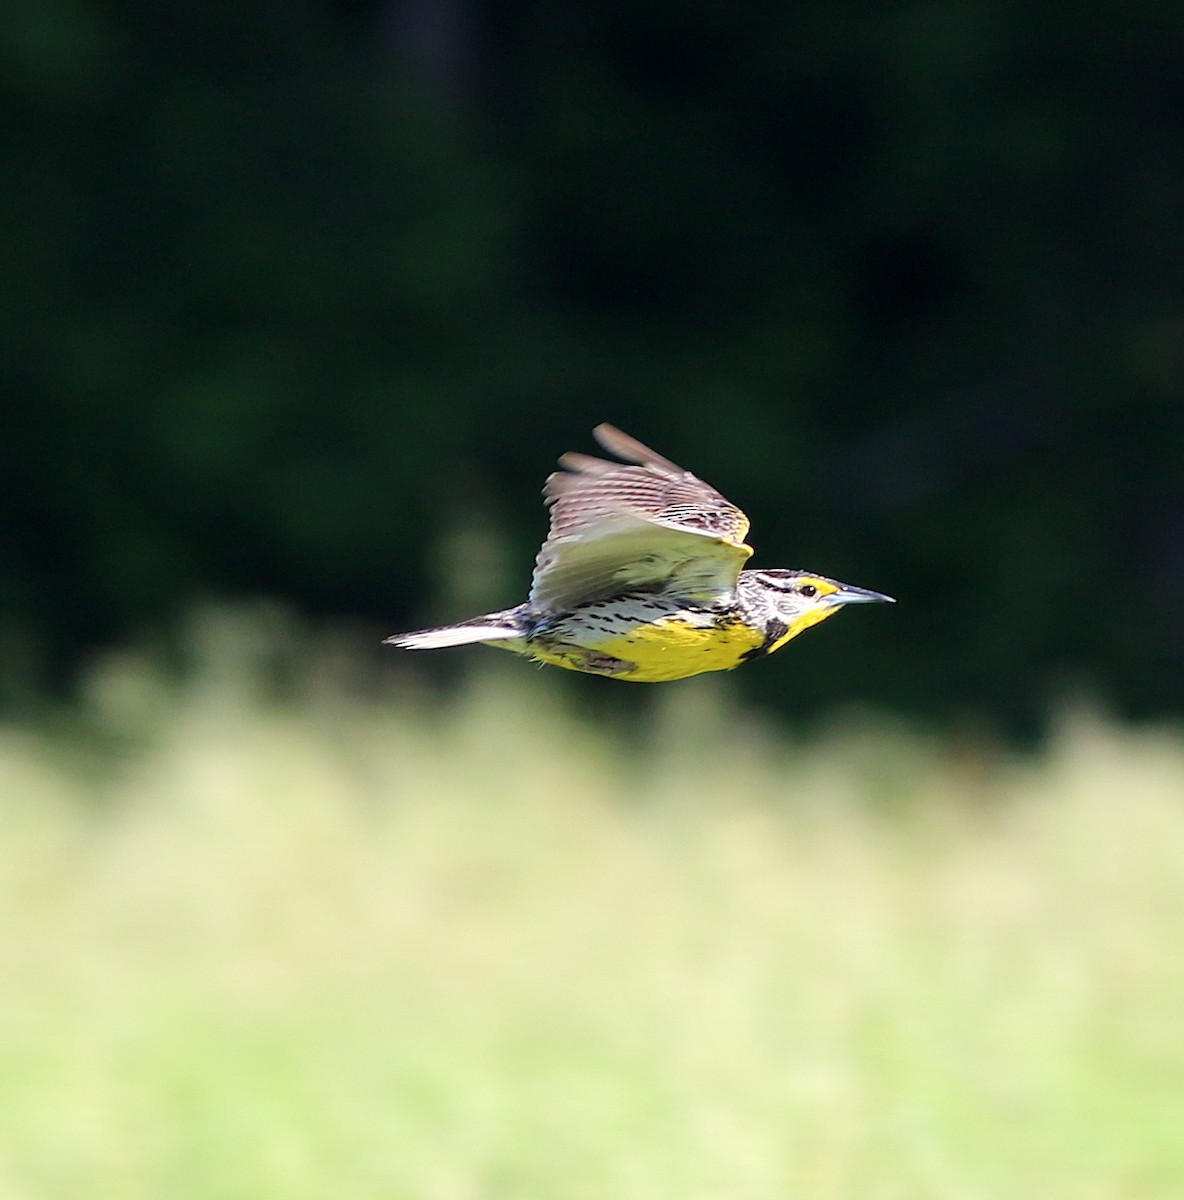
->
[4, 1, 1184, 733]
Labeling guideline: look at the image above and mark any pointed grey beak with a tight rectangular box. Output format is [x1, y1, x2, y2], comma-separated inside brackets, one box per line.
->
[831, 584, 895, 606]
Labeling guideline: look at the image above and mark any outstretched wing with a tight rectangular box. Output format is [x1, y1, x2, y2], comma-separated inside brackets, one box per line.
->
[529, 424, 754, 612]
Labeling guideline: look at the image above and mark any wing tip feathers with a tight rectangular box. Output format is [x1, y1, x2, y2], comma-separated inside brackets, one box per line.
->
[591, 424, 684, 474]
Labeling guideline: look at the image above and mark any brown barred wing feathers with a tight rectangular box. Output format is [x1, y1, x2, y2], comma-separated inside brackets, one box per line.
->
[529, 425, 753, 612]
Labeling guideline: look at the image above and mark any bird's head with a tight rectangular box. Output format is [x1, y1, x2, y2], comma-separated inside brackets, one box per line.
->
[742, 569, 895, 650]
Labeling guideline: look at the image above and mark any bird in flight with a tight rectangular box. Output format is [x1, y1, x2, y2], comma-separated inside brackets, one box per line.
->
[387, 425, 893, 682]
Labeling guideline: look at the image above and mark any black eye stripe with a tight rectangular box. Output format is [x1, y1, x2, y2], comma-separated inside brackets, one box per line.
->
[759, 575, 821, 596]
[759, 576, 799, 593]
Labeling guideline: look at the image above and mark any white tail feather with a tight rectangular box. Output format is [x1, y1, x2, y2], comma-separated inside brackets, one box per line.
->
[384, 622, 522, 651]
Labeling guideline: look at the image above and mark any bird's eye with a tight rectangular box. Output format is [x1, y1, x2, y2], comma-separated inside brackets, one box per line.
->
[799, 584, 818, 598]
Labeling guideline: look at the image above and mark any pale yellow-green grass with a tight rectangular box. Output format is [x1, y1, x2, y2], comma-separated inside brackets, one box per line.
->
[2, 628, 1184, 1199]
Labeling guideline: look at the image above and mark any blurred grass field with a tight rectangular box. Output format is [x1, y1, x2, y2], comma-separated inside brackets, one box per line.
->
[2, 616, 1184, 1199]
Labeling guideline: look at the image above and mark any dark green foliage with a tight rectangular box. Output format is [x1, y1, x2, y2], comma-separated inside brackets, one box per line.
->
[3, 1, 1184, 731]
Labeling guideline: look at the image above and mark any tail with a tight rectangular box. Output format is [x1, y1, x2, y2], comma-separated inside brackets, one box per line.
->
[384, 610, 525, 652]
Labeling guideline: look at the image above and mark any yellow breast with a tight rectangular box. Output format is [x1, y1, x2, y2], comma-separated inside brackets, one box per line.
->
[531, 612, 766, 682]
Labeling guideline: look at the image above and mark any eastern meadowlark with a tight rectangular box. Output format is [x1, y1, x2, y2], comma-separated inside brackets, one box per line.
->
[387, 425, 893, 682]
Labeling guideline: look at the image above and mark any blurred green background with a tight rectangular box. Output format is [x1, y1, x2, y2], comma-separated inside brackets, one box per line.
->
[6, 0, 1184, 730]
[5, 4, 1184, 1197]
